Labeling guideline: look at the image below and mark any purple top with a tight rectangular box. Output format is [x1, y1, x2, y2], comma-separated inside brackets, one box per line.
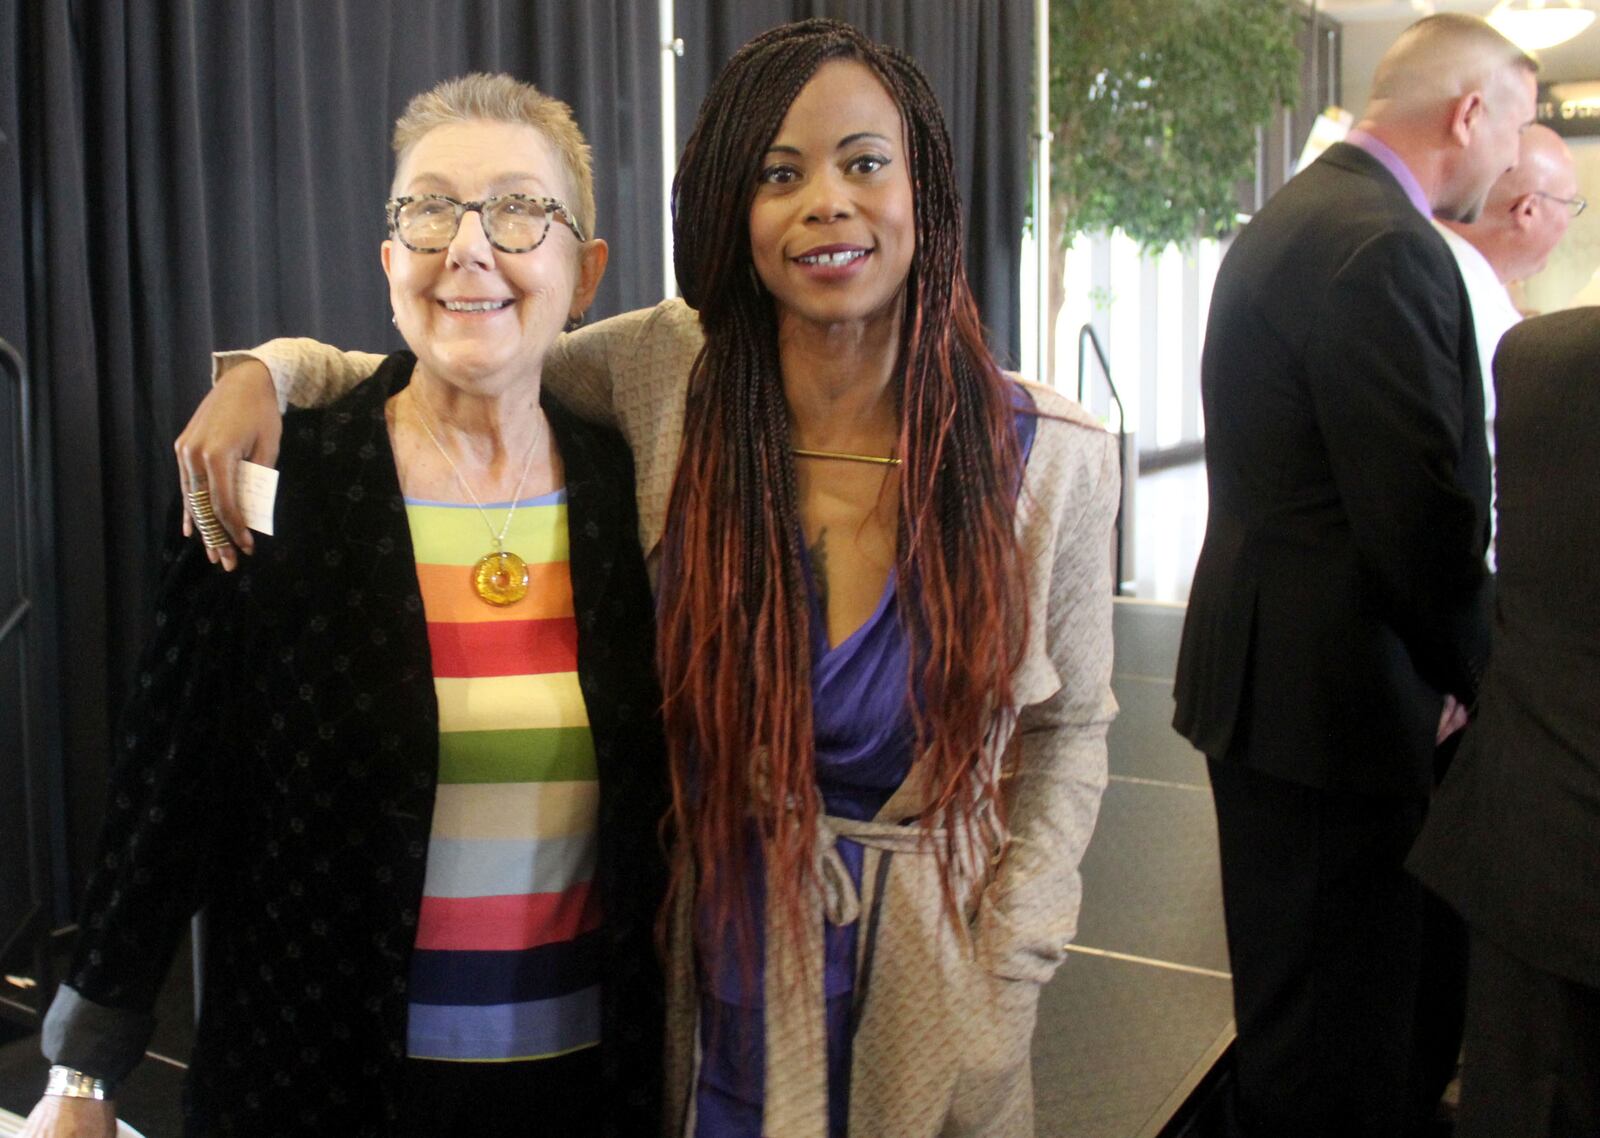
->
[694, 396, 1040, 1137]
[1345, 128, 1432, 218]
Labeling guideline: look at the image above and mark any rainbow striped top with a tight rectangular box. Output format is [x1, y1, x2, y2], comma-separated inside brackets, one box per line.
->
[403, 488, 602, 1063]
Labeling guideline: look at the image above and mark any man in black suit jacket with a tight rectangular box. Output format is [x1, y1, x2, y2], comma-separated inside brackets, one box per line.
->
[1173, 14, 1538, 1137]
[1409, 307, 1600, 1137]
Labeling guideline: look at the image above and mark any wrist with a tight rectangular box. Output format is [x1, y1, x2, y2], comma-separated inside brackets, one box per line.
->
[217, 355, 273, 388]
[45, 1064, 113, 1100]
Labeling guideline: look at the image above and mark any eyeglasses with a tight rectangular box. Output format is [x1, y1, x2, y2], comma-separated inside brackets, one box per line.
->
[384, 193, 587, 254]
[1532, 190, 1587, 219]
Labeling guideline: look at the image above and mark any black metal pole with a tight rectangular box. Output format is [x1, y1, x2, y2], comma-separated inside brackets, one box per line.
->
[0, 335, 52, 1015]
[1077, 324, 1128, 595]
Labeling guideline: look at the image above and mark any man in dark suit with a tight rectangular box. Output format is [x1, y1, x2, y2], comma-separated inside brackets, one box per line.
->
[1172, 14, 1538, 1137]
[1409, 307, 1600, 1138]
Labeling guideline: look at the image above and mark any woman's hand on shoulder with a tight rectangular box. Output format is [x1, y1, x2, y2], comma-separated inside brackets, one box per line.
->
[173, 357, 281, 571]
[18, 1094, 118, 1138]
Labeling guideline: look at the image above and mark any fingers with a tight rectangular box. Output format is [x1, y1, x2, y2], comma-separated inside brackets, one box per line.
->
[173, 358, 283, 572]
[175, 439, 232, 569]
[203, 446, 251, 560]
[1435, 695, 1469, 744]
[175, 432, 227, 568]
[181, 474, 236, 572]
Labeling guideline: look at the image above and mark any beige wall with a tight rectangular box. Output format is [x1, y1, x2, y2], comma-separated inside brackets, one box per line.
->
[1338, 16, 1599, 312]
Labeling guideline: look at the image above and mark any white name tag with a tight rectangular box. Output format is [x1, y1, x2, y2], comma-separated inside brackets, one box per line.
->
[237, 460, 279, 536]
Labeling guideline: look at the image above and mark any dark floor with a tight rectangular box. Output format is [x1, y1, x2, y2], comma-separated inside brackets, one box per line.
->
[1, 597, 1228, 1138]
[1033, 598, 1232, 1138]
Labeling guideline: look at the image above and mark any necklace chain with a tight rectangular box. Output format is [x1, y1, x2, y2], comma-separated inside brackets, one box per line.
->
[410, 394, 545, 552]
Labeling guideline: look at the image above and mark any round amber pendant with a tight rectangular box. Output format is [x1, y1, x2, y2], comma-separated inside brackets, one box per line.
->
[471, 550, 530, 606]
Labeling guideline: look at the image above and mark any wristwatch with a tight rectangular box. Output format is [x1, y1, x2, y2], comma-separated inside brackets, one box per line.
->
[45, 1064, 111, 1100]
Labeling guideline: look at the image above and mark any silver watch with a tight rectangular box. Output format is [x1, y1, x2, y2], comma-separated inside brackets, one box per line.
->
[45, 1064, 111, 1100]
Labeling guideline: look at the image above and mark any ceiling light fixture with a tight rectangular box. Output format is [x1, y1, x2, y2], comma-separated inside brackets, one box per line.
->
[1487, 0, 1596, 52]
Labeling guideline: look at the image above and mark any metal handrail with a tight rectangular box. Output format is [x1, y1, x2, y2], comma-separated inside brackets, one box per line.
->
[0, 335, 48, 1009]
[1076, 324, 1128, 594]
[0, 338, 30, 649]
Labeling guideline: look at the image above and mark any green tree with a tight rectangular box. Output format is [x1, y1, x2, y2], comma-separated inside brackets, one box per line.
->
[1046, 0, 1301, 378]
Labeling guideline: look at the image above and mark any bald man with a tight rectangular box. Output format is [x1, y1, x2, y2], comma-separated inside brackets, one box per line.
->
[1435, 124, 1581, 421]
[1174, 15, 1536, 1137]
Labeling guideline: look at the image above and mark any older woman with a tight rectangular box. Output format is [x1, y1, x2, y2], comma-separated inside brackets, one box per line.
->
[24, 74, 666, 1138]
[173, 20, 1118, 1138]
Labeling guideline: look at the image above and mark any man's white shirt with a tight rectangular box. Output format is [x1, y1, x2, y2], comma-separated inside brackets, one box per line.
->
[1433, 221, 1522, 423]
[1435, 220, 1520, 568]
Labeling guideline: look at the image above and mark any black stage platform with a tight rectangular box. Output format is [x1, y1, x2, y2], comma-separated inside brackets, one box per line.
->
[1033, 599, 1233, 1138]
[1, 598, 1231, 1137]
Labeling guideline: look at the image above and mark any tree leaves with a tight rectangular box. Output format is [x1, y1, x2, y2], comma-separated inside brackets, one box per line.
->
[1050, 0, 1301, 250]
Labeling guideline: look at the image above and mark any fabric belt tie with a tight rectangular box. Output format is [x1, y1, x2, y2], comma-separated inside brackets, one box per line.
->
[763, 808, 998, 1137]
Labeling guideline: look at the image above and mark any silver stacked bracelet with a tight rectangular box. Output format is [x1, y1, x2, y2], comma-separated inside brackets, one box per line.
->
[45, 1064, 111, 1100]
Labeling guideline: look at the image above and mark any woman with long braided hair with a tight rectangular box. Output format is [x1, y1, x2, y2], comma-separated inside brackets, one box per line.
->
[175, 19, 1118, 1137]
[653, 21, 1118, 1138]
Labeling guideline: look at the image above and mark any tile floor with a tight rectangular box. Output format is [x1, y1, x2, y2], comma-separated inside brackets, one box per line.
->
[1033, 593, 1232, 1138]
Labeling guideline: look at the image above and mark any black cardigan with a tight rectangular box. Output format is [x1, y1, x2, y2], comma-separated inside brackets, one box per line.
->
[50, 354, 668, 1137]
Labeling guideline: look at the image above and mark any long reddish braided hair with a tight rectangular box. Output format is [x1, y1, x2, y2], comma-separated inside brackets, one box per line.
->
[658, 18, 1029, 973]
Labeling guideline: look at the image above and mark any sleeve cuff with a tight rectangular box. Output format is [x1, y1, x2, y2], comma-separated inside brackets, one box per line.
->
[41, 984, 156, 1086]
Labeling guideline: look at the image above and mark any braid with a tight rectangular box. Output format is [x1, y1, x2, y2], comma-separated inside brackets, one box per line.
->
[658, 17, 1029, 983]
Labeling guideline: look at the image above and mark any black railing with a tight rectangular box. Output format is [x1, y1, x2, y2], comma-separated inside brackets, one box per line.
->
[1077, 324, 1129, 595]
[0, 336, 57, 1023]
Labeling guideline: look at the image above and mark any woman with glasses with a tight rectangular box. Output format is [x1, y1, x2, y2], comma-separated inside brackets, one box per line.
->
[166, 20, 1118, 1137]
[23, 73, 667, 1138]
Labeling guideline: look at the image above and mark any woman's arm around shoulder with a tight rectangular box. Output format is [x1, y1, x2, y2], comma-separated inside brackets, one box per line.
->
[977, 386, 1121, 984]
[176, 339, 384, 566]
[542, 298, 701, 427]
[176, 303, 699, 564]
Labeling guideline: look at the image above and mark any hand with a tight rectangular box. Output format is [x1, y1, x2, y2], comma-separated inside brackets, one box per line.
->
[173, 357, 281, 571]
[18, 1094, 118, 1138]
[1436, 694, 1469, 744]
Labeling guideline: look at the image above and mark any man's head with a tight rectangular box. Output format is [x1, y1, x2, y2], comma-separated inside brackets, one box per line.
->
[1444, 125, 1581, 282]
[1362, 14, 1539, 221]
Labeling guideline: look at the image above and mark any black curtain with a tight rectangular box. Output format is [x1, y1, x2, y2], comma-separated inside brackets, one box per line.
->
[1, 0, 1032, 932]
[673, 0, 1032, 367]
[7, 0, 662, 914]
[2, 0, 57, 963]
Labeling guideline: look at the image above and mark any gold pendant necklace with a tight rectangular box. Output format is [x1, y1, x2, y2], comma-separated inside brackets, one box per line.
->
[412, 396, 544, 606]
[471, 549, 530, 607]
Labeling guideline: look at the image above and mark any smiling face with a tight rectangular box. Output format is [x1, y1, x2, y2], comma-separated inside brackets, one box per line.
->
[747, 59, 916, 334]
[382, 119, 605, 398]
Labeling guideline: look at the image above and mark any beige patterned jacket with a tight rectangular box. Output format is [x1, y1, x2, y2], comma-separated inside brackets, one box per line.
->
[229, 298, 1118, 1138]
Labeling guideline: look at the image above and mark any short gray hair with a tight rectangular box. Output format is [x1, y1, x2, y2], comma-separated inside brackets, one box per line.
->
[1370, 14, 1538, 114]
[392, 72, 596, 241]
